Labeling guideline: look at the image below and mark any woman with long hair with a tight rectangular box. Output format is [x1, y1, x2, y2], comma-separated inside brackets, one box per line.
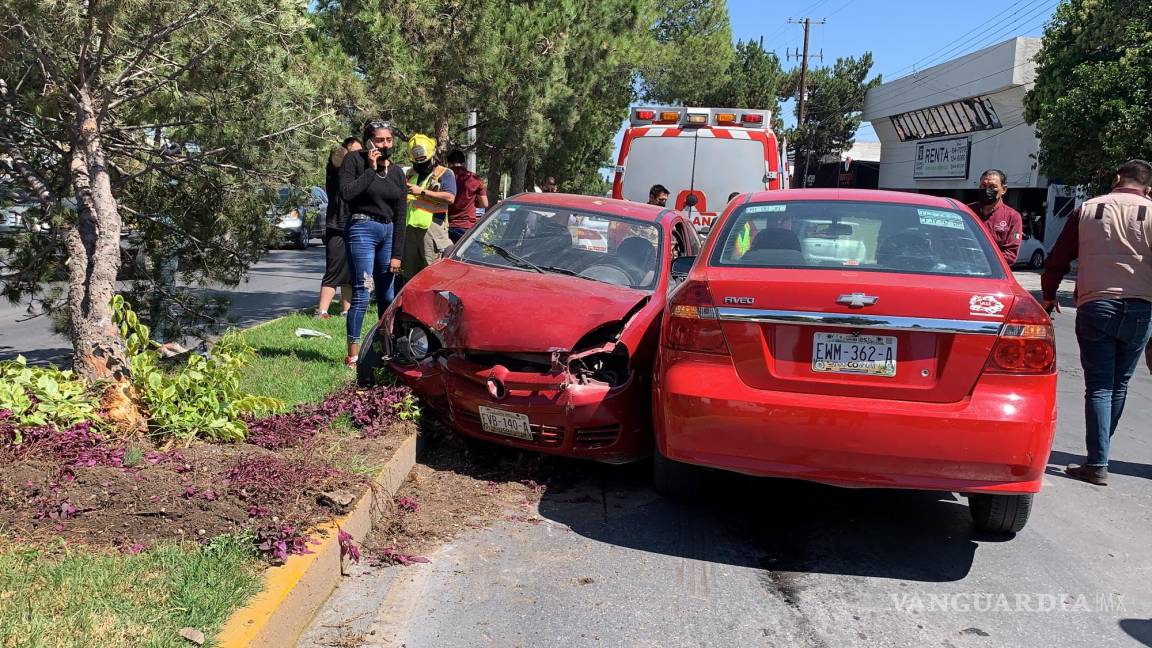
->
[339, 120, 408, 367]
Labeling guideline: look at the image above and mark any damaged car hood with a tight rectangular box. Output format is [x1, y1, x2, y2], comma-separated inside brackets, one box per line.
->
[400, 260, 651, 353]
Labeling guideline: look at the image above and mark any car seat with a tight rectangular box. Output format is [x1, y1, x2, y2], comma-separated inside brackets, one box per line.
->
[616, 236, 657, 286]
[740, 227, 806, 265]
[876, 227, 937, 271]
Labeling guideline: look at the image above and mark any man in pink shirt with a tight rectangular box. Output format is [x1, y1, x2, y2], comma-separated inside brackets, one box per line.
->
[967, 169, 1024, 264]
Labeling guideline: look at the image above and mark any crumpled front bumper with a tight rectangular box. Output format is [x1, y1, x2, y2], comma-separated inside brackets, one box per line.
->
[391, 353, 651, 463]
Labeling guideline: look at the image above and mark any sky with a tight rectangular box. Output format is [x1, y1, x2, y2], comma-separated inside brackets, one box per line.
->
[727, 0, 1060, 140]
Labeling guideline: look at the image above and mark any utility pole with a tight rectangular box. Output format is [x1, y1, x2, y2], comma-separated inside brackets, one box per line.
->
[787, 18, 824, 187]
[787, 18, 825, 126]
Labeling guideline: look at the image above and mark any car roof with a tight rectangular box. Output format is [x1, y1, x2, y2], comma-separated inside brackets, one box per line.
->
[745, 188, 964, 210]
[508, 192, 670, 223]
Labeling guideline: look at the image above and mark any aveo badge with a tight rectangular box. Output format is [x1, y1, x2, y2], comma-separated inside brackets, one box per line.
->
[724, 296, 755, 305]
[969, 295, 1005, 317]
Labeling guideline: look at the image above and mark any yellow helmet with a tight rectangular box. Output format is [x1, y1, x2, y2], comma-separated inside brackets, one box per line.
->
[408, 134, 437, 163]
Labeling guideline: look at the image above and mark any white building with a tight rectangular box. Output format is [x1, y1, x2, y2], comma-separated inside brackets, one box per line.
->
[863, 37, 1082, 268]
[863, 36, 1043, 195]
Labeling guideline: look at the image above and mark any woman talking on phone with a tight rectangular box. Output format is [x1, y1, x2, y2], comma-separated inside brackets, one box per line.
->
[339, 120, 408, 368]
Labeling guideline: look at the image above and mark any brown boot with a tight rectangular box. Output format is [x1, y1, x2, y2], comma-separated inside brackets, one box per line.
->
[1066, 464, 1108, 486]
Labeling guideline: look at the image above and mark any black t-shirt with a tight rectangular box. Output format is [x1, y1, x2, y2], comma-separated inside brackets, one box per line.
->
[340, 152, 408, 224]
[339, 151, 408, 259]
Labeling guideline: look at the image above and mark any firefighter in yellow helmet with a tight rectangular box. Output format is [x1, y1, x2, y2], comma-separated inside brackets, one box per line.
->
[402, 134, 456, 280]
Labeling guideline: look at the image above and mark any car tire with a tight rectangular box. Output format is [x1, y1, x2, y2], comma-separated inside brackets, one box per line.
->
[1029, 250, 1044, 270]
[653, 450, 703, 501]
[968, 493, 1033, 534]
[294, 228, 309, 250]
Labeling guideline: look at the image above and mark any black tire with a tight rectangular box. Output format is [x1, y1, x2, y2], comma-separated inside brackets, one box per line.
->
[294, 228, 309, 250]
[653, 450, 703, 501]
[1029, 250, 1044, 270]
[969, 493, 1033, 534]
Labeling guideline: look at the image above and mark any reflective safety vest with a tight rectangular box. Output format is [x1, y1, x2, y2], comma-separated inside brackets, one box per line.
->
[406, 166, 450, 229]
[734, 222, 753, 256]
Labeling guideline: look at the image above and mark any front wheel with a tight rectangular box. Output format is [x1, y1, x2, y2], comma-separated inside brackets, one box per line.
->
[653, 450, 703, 500]
[1029, 250, 1044, 269]
[969, 493, 1033, 534]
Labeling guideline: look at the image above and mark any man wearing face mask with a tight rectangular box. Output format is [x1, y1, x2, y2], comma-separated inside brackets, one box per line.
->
[402, 134, 456, 280]
[967, 169, 1023, 264]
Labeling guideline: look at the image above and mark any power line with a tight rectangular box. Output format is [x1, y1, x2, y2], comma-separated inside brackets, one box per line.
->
[864, 9, 1054, 117]
[909, 0, 1056, 88]
[885, 0, 1048, 80]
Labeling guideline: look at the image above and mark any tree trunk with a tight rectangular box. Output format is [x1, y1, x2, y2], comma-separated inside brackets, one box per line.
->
[486, 152, 503, 202]
[510, 155, 528, 195]
[66, 89, 146, 433]
[436, 115, 451, 157]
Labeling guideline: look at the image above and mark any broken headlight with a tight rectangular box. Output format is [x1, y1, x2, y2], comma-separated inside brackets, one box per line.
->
[392, 324, 431, 365]
[570, 351, 629, 387]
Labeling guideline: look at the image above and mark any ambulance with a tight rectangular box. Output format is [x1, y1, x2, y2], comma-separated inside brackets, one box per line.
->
[612, 107, 788, 232]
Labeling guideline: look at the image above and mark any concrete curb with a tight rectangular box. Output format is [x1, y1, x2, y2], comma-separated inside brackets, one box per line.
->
[216, 431, 419, 648]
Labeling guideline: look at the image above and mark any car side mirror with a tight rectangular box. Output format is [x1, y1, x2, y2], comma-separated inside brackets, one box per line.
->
[671, 255, 696, 276]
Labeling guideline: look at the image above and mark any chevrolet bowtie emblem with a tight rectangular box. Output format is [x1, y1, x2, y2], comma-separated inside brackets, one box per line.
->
[836, 293, 879, 308]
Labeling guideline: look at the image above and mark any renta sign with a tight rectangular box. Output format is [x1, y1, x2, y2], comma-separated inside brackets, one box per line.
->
[914, 136, 971, 180]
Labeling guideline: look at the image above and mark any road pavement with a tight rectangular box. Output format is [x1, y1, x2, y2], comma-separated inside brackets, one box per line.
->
[301, 270, 1151, 648]
[0, 247, 326, 366]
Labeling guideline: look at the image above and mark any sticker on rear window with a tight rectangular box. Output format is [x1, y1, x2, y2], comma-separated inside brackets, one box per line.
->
[745, 205, 787, 214]
[917, 209, 965, 230]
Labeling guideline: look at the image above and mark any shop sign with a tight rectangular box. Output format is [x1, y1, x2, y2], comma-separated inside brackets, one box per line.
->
[914, 136, 971, 180]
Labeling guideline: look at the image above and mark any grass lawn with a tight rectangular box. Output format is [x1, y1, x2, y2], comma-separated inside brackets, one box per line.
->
[237, 310, 369, 408]
[0, 535, 262, 648]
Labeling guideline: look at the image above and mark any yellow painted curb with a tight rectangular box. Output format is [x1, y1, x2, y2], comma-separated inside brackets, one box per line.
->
[216, 430, 419, 648]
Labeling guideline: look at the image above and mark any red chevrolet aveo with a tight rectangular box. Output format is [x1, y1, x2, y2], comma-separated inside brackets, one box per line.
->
[654, 189, 1058, 534]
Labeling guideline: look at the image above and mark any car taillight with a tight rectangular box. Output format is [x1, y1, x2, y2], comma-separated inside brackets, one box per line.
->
[664, 281, 730, 355]
[985, 297, 1056, 374]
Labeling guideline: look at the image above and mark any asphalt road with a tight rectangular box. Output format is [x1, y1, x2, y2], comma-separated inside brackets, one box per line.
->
[301, 271, 1152, 648]
[0, 247, 326, 366]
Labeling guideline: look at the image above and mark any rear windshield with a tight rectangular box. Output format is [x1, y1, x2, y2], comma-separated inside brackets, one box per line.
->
[709, 200, 1003, 278]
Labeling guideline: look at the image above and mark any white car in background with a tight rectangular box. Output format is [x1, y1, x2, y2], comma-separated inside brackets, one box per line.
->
[269, 186, 327, 250]
[1014, 236, 1049, 270]
[0, 203, 51, 237]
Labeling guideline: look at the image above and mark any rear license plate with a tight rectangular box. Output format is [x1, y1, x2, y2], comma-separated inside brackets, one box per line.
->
[812, 333, 897, 377]
[478, 406, 533, 440]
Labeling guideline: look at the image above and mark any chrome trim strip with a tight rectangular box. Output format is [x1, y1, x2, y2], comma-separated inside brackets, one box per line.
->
[716, 308, 1002, 335]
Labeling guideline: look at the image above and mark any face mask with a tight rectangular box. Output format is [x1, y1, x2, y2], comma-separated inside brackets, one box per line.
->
[377, 146, 392, 161]
[979, 187, 999, 205]
[415, 160, 433, 175]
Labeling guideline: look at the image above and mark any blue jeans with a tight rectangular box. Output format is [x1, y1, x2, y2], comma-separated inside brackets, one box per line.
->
[345, 220, 397, 344]
[1075, 298, 1152, 466]
[448, 226, 468, 243]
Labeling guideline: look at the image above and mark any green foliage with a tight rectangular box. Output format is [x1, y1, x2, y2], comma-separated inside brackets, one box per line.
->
[111, 296, 281, 443]
[395, 392, 422, 422]
[0, 357, 101, 441]
[641, 0, 735, 106]
[788, 53, 881, 182]
[1024, 0, 1152, 190]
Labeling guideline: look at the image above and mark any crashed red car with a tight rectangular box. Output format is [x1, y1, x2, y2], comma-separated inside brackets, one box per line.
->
[359, 193, 701, 462]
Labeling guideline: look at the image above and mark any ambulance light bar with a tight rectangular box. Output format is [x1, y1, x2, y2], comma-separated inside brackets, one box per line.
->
[629, 107, 773, 129]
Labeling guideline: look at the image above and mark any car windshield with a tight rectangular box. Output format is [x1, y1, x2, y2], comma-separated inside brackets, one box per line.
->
[709, 200, 1003, 278]
[454, 203, 663, 290]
